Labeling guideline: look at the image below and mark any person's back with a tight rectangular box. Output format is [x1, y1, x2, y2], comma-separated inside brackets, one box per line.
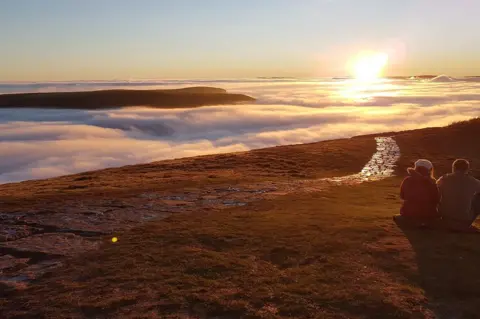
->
[437, 159, 480, 225]
[400, 159, 439, 222]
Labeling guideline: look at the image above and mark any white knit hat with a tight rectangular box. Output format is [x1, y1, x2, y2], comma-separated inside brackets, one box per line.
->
[415, 159, 433, 170]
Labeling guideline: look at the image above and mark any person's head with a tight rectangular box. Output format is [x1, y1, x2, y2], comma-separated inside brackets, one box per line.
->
[414, 159, 435, 179]
[452, 159, 470, 174]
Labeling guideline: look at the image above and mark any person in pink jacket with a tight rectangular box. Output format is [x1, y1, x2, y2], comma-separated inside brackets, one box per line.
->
[396, 159, 440, 226]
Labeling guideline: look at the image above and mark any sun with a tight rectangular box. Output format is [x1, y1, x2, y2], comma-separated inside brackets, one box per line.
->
[349, 52, 389, 81]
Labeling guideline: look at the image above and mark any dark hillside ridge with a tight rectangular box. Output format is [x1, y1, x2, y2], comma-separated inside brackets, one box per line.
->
[0, 86, 255, 109]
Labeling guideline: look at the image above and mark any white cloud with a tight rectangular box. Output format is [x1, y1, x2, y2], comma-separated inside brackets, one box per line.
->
[0, 78, 479, 183]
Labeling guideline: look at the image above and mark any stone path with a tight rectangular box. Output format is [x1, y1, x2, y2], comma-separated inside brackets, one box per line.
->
[0, 137, 400, 290]
[277, 137, 400, 192]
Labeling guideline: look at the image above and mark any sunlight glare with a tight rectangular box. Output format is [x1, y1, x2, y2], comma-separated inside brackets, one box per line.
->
[349, 52, 389, 81]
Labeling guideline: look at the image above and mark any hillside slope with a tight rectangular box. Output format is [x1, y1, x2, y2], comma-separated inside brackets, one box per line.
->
[0, 86, 255, 109]
[1, 118, 480, 318]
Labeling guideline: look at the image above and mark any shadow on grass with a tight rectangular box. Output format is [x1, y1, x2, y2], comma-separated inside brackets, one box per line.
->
[395, 221, 480, 319]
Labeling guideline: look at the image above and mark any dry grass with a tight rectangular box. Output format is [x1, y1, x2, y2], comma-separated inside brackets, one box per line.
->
[2, 118, 480, 318]
[0, 180, 414, 318]
[4, 178, 480, 318]
[395, 117, 480, 178]
[0, 137, 376, 206]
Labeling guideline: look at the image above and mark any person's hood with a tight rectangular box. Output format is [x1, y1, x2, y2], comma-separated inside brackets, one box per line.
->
[407, 168, 435, 182]
[407, 167, 421, 176]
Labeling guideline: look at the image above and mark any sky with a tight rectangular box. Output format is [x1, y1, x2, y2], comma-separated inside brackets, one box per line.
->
[1, 0, 479, 81]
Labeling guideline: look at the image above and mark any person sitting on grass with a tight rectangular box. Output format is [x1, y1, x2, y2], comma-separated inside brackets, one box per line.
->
[395, 159, 440, 227]
[437, 159, 480, 232]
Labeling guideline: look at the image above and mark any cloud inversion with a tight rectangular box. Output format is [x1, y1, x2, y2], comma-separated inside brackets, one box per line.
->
[1, 78, 479, 183]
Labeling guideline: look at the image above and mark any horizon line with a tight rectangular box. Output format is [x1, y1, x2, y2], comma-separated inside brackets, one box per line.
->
[2, 74, 480, 84]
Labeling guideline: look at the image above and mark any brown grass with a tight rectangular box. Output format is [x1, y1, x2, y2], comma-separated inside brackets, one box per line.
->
[0, 137, 375, 206]
[3, 178, 480, 318]
[2, 119, 480, 318]
[395, 117, 480, 178]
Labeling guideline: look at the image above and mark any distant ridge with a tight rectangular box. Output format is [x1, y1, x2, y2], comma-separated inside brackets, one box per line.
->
[0, 86, 255, 109]
[257, 76, 297, 79]
[414, 75, 438, 79]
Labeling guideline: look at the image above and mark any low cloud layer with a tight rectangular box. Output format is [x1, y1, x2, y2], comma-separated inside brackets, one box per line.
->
[1, 78, 479, 183]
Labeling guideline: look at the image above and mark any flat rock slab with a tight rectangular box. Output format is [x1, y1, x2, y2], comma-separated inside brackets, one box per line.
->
[1, 233, 100, 256]
[1, 260, 63, 290]
[0, 224, 40, 242]
[0, 255, 29, 271]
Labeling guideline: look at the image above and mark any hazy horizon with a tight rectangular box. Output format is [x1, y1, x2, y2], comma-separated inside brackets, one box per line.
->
[1, 74, 479, 90]
[2, 0, 480, 81]
[1, 74, 480, 82]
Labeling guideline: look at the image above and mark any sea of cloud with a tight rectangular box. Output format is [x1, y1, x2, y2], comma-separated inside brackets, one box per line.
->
[1, 77, 479, 183]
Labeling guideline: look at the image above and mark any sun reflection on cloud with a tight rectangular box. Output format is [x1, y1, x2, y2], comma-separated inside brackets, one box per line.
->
[334, 80, 401, 104]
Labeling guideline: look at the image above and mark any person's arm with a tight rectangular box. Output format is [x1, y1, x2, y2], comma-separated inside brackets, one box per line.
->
[400, 177, 409, 200]
[432, 182, 441, 205]
[436, 176, 444, 188]
[436, 176, 444, 201]
[475, 177, 480, 193]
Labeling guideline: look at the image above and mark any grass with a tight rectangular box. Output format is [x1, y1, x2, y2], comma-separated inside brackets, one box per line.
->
[0, 137, 376, 205]
[2, 118, 480, 318]
[394, 117, 480, 178]
[4, 179, 480, 318]
[1, 180, 416, 318]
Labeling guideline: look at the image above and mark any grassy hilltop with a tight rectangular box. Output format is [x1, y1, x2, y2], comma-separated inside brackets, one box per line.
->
[1, 118, 480, 318]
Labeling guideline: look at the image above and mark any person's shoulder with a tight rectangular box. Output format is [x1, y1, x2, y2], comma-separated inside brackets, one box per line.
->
[400, 176, 413, 187]
[401, 175, 412, 182]
[468, 175, 480, 184]
[438, 173, 454, 182]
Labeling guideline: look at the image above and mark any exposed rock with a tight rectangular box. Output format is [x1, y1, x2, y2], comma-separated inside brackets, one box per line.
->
[1, 233, 100, 256]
